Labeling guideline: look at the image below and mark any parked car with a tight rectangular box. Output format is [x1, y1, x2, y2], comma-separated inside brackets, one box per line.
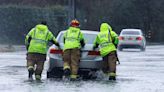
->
[118, 29, 146, 51]
[47, 30, 103, 79]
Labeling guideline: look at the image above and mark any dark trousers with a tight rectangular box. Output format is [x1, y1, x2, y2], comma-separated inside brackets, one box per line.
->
[63, 48, 80, 75]
[26, 53, 46, 76]
[102, 51, 117, 74]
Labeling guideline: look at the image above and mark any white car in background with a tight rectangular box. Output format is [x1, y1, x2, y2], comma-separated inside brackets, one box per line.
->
[118, 29, 146, 51]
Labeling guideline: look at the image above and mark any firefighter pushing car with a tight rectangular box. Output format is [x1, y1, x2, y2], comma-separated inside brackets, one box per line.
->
[62, 19, 85, 81]
[93, 23, 119, 80]
[25, 21, 60, 81]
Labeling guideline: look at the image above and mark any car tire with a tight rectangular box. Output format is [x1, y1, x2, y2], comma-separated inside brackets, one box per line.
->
[79, 69, 97, 80]
[118, 47, 123, 51]
[47, 67, 63, 78]
[140, 46, 146, 51]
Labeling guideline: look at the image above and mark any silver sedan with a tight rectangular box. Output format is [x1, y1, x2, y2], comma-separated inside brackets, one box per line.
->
[118, 29, 146, 51]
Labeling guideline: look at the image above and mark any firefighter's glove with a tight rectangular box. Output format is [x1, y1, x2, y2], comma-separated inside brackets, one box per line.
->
[26, 45, 29, 51]
[57, 43, 61, 50]
[93, 46, 97, 50]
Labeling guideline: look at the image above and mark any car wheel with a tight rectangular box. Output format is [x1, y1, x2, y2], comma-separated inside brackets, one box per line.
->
[140, 46, 146, 51]
[79, 69, 97, 80]
[118, 47, 123, 51]
[47, 67, 63, 78]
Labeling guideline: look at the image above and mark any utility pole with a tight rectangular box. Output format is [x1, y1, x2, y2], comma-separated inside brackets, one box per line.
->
[144, 0, 151, 42]
[68, 0, 76, 26]
[72, 0, 76, 19]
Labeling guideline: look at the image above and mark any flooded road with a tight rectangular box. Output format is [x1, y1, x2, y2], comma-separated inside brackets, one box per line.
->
[0, 45, 164, 92]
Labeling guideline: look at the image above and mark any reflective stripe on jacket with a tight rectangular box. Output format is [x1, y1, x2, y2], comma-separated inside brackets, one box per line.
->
[63, 27, 84, 50]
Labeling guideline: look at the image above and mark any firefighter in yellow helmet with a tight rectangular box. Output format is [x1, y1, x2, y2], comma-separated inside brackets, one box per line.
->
[25, 21, 60, 81]
[93, 23, 119, 80]
[63, 19, 85, 81]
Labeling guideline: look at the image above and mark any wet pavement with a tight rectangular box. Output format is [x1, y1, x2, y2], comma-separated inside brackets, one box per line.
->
[0, 45, 164, 92]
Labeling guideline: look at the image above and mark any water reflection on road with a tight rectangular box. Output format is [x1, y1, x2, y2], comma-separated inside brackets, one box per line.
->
[0, 45, 164, 92]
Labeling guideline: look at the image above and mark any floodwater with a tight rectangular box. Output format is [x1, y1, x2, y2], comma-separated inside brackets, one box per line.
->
[0, 45, 164, 92]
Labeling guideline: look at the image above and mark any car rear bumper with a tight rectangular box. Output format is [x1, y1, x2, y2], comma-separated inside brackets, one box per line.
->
[48, 58, 103, 70]
[118, 44, 143, 48]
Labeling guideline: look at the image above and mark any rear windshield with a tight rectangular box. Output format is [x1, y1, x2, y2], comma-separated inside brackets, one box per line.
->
[58, 33, 97, 44]
[121, 31, 140, 35]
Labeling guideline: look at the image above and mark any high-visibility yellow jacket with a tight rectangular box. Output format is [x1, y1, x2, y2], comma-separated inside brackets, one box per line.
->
[93, 23, 118, 57]
[63, 27, 85, 50]
[25, 24, 58, 54]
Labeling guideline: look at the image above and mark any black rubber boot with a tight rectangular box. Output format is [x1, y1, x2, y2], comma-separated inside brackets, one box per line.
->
[28, 69, 34, 80]
[109, 76, 116, 80]
[70, 78, 77, 81]
[63, 68, 71, 80]
[70, 77, 81, 81]
[63, 68, 71, 76]
[62, 68, 71, 81]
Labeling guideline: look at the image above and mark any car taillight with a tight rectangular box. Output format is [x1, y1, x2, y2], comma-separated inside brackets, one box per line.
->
[136, 37, 142, 40]
[119, 36, 124, 40]
[88, 51, 100, 56]
[50, 48, 63, 54]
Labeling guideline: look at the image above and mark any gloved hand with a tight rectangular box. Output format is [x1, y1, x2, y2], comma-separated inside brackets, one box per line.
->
[93, 43, 99, 50]
[57, 43, 61, 50]
[93, 46, 97, 50]
[55, 42, 61, 49]
[26, 45, 29, 51]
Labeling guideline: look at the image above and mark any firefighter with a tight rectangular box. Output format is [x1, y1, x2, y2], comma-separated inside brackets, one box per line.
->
[93, 23, 119, 80]
[25, 21, 60, 80]
[63, 19, 85, 80]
